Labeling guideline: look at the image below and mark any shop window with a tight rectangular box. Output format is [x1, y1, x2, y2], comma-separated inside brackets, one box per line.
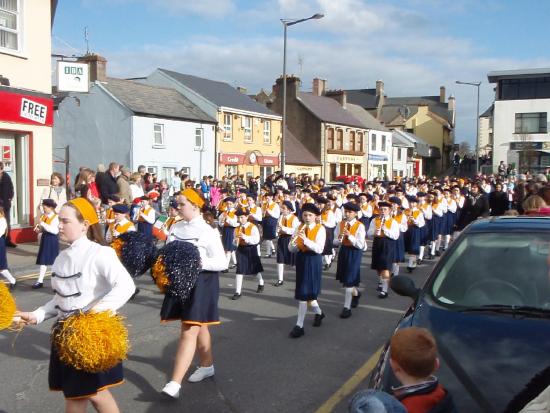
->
[224, 165, 238, 177]
[0, 132, 29, 227]
[330, 163, 337, 181]
[354, 164, 361, 175]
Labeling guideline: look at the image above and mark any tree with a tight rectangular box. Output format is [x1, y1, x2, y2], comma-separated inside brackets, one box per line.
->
[458, 141, 473, 157]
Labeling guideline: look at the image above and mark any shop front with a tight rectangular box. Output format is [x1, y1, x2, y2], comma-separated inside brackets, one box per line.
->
[368, 153, 390, 180]
[509, 141, 550, 173]
[326, 154, 365, 181]
[0, 88, 53, 242]
[218, 151, 280, 180]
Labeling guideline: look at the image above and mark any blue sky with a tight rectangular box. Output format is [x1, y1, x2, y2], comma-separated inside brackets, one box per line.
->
[53, 0, 550, 147]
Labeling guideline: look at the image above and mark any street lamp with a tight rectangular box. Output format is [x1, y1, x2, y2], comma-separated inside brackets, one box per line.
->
[456, 80, 482, 174]
[280, 13, 324, 175]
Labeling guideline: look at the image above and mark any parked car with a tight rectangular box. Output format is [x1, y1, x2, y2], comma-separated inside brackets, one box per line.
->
[368, 216, 550, 413]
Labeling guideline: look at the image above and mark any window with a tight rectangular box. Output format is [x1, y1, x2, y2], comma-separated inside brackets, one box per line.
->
[499, 78, 550, 100]
[224, 165, 237, 177]
[223, 114, 232, 141]
[327, 128, 334, 149]
[263, 120, 271, 144]
[194, 128, 204, 150]
[349, 131, 355, 152]
[381, 135, 386, 152]
[153, 123, 164, 146]
[398, 148, 403, 161]
[336, 129, 344, 150]
[243, 116, 252, 142]
[357, 132, 363, 152]
[371, 134, 377, 151]
[0, 0, 19, 52]
[147, 166, 158, 175]
[329, 163, 337, 181]
[515, 112, 547, 134]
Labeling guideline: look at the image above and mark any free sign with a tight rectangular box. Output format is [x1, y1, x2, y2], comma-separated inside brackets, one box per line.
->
[20, 98, 47, 124]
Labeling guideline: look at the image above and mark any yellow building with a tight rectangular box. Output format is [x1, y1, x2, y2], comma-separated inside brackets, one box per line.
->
[0, 0, 57, 242]
[144, 69, 282, 180]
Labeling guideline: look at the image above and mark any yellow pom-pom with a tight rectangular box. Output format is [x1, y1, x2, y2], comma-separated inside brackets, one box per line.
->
[0, 282, 16, 331]
[53, 311, 129, 373]
[111, 238, 124, 258]
[151, 256, 169, 293]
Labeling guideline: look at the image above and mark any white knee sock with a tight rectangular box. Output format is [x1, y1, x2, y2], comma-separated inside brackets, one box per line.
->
[392, 263, 399, 275]
[310, 300, 322, 315]
[277, 264, 284, 282]
[408, 256, 415, 268]
[344, 288, 353, 309]
[235, 274, 243, 294]
[419, 246, 425, 260]
[256, 273, 264, 286]
[226, 252, 232, 266]
[269, 241, 275, 254]
[430, 242, 436, 256]
[257, 245, 261, 256]
[37, 265, 47, 283]
[444, 235, 451, 249]
[265, 241, 272, 255]
[231, 251, 237, 265]
[1, 269, 15, 284]
[296, 301, 307, 327]
[435, 238, 442, 251]
[323, 255, 331, 265]
[381, 278, 389, 293]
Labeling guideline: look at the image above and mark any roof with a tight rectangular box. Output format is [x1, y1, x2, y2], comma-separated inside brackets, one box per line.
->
[480, 104, 494, 118]
[297, 92, 366, 129]
[158, 69, 279, 117]
[392, 132, 413, 147]
[385, 96, 453, 124]
[285, 128, 321, 166]
[101, 78, 216, 123]
[488, 68, 550, 83]
[345, 89, 379, 109]
[466, 216, 550, 233]
[346, 103, 389, 131]
[393, 130, 431, 157]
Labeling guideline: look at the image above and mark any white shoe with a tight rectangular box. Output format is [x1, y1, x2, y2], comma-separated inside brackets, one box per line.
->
[188, 365, 215, 383]
[161, 381, 181, 398]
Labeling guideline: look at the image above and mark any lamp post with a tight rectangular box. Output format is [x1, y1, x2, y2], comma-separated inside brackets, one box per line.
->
[456, 80, 481, 174]
[280, 13, 324, 176]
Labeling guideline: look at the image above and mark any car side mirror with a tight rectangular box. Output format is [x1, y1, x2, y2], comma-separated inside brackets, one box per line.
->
[391, 276, 420, 300]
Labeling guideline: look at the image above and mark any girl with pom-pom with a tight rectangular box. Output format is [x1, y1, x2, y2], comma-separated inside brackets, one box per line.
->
[16, 198, 135, 413]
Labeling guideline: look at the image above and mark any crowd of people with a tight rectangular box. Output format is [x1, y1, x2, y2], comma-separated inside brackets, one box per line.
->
[5, 160, 550, 413]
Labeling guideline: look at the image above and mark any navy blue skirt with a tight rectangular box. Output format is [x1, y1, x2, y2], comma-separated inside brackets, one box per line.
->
[444, 212, 456, 235]
[160, 271, 220, 324]
[221, 226, 237, 252]
[336, 245, 362, 287]
[138, 221, 153, 240]
[359, 216, 371, 233]
[394, 234, 405, 262]
[432, 214, 444, 237]
[405, 226, 422, 255]
[0, 235, 7, 269]
[295, 251, 322, 301]
[49, 325, 124, 399]
[262, 216, 278, 240]
[277, 235, 295, 265]
[322, 226, 335, 255]
[371, 237, 396, 271]
[36, 232, 59, 265]
[421, 219, 432, 245]
[236, 244, 264, 275]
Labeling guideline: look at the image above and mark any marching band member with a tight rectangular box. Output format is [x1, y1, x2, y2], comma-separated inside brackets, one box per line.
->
[404, 196, 425, 273]
[417, 192, 432, 264]
[389, 197, 408, 277]
[162, 200, 182, 238]
[105, 204, 136, 243]
[430, 190, 446, 258]
[137, 194, 156, 240]
[261, 192, 280, 258]
[275, 201, 299, 286]
[247, 193, 263, 256]
[218, 197, 238, 270]
[32, 199, 60, 289]
[317, 197, 336, 270]
[443, 188, 457, 251]
[358, 193, 373, 236]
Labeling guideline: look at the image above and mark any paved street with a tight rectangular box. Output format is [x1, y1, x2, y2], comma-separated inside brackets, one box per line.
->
[0, 245, 440, 413]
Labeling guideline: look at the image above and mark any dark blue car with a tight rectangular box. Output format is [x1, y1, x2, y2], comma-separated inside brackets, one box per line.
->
[368, 216, 550, 413]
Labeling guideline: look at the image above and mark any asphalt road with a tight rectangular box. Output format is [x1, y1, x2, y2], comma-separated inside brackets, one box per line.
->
[0, 244, 440, 413]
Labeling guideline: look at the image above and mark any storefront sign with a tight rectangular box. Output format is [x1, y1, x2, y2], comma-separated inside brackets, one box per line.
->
[510, 141, 550, 151]
[368, 154, 389, 162]
[258, 155, 279, 166]
[326, 154, 364, 163]
[57, 61, 90, 93]
[0, 90, 53, 127]
[219, 153, 245, 165]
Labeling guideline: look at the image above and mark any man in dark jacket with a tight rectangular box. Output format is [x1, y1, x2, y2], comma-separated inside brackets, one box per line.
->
[488, 182, 508, 216]
[98, 162, 120, 204]
[0, 162, 16, 247]
[457, 183, 490, 231]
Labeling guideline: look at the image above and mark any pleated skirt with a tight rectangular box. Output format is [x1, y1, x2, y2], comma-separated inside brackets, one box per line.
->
[236, 244, 264, 275]
[335, 245, 362, 287]
[295, 251, 322, 301]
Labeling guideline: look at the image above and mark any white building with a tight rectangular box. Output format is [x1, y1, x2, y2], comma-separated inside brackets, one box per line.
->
[367, 130, 393, 180]
[392, 132, 414, 177]
[488, 68, 550, 173]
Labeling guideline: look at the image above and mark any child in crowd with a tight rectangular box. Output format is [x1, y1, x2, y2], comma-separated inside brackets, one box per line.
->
[32, 199, 60, 289]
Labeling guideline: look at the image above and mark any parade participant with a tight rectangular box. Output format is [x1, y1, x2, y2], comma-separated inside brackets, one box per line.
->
[396, 187, 410, 210]
[246, 193, 263, 255]
[367, 201, 400, 298]
[417, 192, 432, 264]
[105, 204, 136, 243]
[430, 189, 446, 257]
[328, 194, 343, 224]
[261, 192, 280, 258]
[301, 188, 315, 205]
[32, 199, 60, 289]
[161, 188, 227, 398]
[104, 195, 121, 229]
[137, 194, 156, 240]
[443, 188, 457, 250]
[0, 206, 15, 289]
[162, 200, 182, 238]
[237, 191, 248, 210]
[404, 196, 425, 273]
[358, 193, 373, 236]
[318, 197, 336, 270]
[333, 202, 366, 318]
[451, 185, 465, 239]
[232, 209, 264, 299]
[16, 197, 135, 412]
[390, 197, 408, 277]
[218, 197, 238, 270]
[275, 200, 299, 286]
[288, 190, 301, 218]
[288, 203, 326, 338]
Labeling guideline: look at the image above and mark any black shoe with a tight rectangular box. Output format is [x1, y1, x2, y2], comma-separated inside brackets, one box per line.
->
[32, 282, 43, 289]
[313, 312, 325, 327]
[340, 308, 352, 319]
[289, 325, 304, 338]
[229, 264, 236, 269]
[273, 280, 284, 287]
[231, 293, 241, 300]
[417, 259, 423, 265]
[6, 242, 16, 248]
[407, 267, 414, 273]
[428, 254, 435, 260]
[323, 264, 329, 270]
[130, 288, 140, 300]
[9, 282, 16, 291]
[435, 250, 441, 257]
[222, 269, 229, 273]
[264, 254, 272, 259]
[378, 291, 388, 299]
[256, 284, 264, 293]
[376, 283, 382, 292]
[351, 292, 361, 308]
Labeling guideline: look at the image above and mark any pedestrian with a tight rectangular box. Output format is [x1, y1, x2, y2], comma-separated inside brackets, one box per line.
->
[489, 182, 508, 216]
[129, 172, 144, 201]
[38, 172, 67, 213]
[16, 197, 135, 412]
[32, 199, 59, 289]
[161, 189, 227, 399]
[288, 203, 326, 338]
[0, 161, 16, 247]
[116, 167, 132, 205]
[98, 162, 120, 204]
[333, 202, 366, 318]
[275, 200, 299, 286]
[0, 205, 16, 288]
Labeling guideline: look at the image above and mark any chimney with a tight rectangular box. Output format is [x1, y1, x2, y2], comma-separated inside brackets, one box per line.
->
[440, 86, 446, 103]
[448, 94, 455, 111]
[312, 77, 327, 96]
[376, 80, 384, 97]
[274, 75, 300, 99]
[77, 53, 107, 82]
[236, 86, 247, 94]
[325, 90, 347, 109]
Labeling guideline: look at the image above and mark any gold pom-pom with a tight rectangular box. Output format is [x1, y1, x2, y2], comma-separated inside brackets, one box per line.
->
[151, 256, 169, 293]
[53, 311, 129, 373]
[111, 238, 124, 258]
[0, 282, 16, 331]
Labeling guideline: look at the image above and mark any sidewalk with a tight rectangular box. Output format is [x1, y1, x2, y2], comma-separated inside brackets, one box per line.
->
[6, 242, 45, 279]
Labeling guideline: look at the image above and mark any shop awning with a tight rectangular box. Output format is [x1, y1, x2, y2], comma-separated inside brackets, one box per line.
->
[368, 154, 388, 161]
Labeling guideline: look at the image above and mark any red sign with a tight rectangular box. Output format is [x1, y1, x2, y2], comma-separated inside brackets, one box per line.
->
[258, 155, 279, 166]
[0, 89, 53, 127]
[219, 153, 245, 165]
[2, 146, 10, 161]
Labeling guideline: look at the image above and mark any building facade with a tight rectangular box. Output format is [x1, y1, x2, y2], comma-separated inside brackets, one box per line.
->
[0, 0, 57, 242]
[488, 68, 550, 174]
[479, 104, 494, 158]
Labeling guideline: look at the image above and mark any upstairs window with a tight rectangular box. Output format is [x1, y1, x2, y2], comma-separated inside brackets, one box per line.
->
[263, 120, 271, 144]
[515, 112, 547, 134]
[336, 129, 344, 150]
[0, 0, 19, 52]
[357, 132, 363, 152]
[371, 134, 377, 151]
[194, 128, 204, 150]
[349, 131, 355, 152]
[223, 114, 232, 141]
[243, 116, 252, 142]
[327, 128, 334, 149]
[153, 123, 164, 146]
[381, 135, 386, 152]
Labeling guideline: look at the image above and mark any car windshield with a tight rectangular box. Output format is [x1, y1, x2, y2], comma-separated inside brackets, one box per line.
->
[431, 232, 550, 310]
